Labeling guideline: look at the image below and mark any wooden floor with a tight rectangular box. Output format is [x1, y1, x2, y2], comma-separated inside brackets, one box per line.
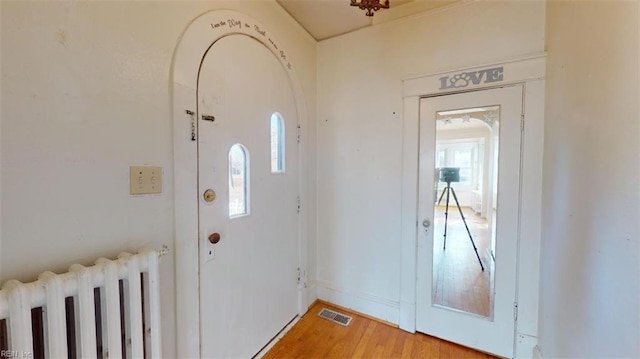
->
[432, 206, 493, 317]
[264, 301, 496, 359]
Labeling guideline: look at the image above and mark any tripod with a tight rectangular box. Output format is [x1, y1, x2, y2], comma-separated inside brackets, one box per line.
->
[437, 180, 485, 271]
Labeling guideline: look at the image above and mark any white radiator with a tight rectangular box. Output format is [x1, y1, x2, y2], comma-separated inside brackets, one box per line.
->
[0, 249, 163, 359]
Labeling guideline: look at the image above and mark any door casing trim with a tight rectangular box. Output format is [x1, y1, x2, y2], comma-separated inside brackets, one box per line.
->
[399, 54, 546, 358]
[171, 10, 310, 358]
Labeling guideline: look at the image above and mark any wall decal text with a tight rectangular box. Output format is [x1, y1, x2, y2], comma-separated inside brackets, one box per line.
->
[209, 18, 292, 71]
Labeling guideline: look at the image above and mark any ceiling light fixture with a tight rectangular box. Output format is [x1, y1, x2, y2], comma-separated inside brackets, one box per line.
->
[351, 0, 390, 17]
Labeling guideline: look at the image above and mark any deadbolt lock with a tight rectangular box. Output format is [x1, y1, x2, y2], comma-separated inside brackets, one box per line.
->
[203, 189, 216, 203]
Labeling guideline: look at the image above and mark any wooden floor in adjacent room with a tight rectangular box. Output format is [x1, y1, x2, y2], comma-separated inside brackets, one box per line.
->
[432, 206, 493, 317]
[264, 301, 496, 359]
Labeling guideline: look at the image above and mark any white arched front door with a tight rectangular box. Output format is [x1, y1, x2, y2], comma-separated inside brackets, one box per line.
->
[197, 34, 300, 358]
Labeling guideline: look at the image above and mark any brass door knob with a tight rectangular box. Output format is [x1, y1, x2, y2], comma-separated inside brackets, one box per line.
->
[203, 189, 216, 203]
[208, 232, 221, 244]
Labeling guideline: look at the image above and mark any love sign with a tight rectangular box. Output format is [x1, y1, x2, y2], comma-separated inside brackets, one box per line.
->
[439, 67, 504, 90]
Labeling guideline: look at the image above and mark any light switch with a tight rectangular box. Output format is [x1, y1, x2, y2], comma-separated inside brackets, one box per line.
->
[130, 166, 162, 195]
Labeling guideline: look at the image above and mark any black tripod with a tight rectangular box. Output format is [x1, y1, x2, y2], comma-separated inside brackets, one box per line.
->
[437, 180, 485, 271]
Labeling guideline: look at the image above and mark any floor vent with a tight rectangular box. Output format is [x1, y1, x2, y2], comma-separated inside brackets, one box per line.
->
[318, 308, 352, 326]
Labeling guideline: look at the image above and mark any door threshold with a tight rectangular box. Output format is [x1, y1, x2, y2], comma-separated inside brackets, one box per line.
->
[253, 315, 300, 359]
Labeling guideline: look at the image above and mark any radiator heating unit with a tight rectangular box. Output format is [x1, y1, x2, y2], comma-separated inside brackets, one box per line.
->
[0, 249, 163, 359]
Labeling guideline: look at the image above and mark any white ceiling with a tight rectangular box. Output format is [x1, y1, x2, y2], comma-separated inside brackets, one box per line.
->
[436, 107, 499, 131]
[276, 0, 459, 41]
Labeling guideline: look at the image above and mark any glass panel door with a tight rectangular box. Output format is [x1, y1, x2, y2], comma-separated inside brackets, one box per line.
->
[432, 105, 500, 319]
[416, 86, 523, 358]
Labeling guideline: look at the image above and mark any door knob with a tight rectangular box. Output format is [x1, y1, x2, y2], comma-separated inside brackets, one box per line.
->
[203, 189, 216, 203]
[208, 232, 221, 244]
[422, 219, 431, 229]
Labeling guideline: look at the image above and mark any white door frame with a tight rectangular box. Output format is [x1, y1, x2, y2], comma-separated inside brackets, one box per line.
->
[399, 54, 546, 357]
[171, 10, 310, 358]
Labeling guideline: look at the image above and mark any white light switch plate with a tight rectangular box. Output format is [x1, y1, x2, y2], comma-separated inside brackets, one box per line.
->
[130, 166, 162, 195]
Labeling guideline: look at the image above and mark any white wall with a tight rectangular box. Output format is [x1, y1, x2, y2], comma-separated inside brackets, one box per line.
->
[540, 1, 639, 357]
[0, 1, 316, 356]
[316, 0, 544, 327]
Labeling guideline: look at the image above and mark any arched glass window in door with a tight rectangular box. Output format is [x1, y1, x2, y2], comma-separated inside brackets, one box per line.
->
[270, 113, 285, 173]
[229, 144, 249, 217]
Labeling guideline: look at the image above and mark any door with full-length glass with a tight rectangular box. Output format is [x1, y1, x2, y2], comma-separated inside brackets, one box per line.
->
[416, 86, 523, 358]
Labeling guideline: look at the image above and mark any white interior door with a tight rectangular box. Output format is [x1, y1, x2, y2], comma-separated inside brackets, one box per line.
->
[416, 86, 522, 358]
[197, 34, 299, 358]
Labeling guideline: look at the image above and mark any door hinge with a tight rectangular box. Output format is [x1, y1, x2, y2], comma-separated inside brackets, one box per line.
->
[297, 196, 301, 214]
[520, 114, 525, 133]
[297, 125, 301, 143]
[297, 267, 301, 284]
[514, 302, 519, 321]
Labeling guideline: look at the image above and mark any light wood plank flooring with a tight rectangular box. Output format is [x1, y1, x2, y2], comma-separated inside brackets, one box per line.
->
[264, 301, 496, 359]
[433, 206, 493, 317]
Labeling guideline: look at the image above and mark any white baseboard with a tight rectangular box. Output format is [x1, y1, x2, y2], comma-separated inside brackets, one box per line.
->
[316, 281, 400, 325]
[515, 333, 539, 359]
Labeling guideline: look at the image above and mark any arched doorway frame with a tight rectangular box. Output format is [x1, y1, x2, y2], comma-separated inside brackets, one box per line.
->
[171, 10, 309, 357]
